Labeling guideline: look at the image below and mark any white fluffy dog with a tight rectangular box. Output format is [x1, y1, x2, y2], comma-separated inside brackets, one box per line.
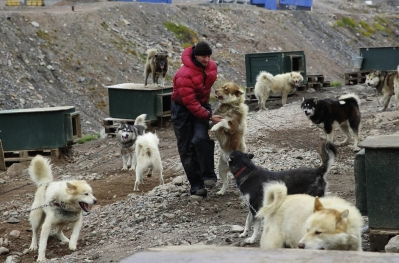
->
[254, 71, 304, 110]
[257, 182, 363, 251]
[28, 155, 97, 262]
[134, 132, 164, 191]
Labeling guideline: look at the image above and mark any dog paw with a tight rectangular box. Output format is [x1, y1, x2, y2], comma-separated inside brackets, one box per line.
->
[29, 245, 38, 251]
[239, 232, 248, 238]
[129, 167, 135, 171]
[69, 244, 77, 251]
[216, 189, 226, 196]
[244, 237, 256, 244]
[122, 167, 128, 171]
[37, 256, 46, 262]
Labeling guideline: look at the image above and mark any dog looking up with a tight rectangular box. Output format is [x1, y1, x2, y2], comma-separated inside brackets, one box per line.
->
[209, 82, 248, 195]
[254, 71, 304, 110]
[301, 93, 361, 150]
[116, 113, 147, 171]
[228, 142, 336, 244]
[28, 155, 97, 262]
[144, 48, 168, 87]
[134, 132, 164, 191]
[365, 66, 399, 111]
[257, 182, 363, 251]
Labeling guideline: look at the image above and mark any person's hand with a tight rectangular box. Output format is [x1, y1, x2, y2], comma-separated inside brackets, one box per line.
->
[210, 115, 223, 124]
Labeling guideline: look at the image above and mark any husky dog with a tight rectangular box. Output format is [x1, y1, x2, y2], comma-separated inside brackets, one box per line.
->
[117, 114, 147, 171]
[144, 48, 168, 87]
[254, 71, 303, 110]
[28, 155, 97, 262]
[257, 182, 363, 251]
[301, 94, 361, 150]
[365, 67, 399, 111]
[133, 132, 164, 191]
[228, 142, 336, 244]
[209, 82, 248, 195]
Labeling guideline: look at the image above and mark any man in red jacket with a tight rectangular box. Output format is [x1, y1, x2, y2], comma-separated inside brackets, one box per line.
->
[171, 41, 223, 198]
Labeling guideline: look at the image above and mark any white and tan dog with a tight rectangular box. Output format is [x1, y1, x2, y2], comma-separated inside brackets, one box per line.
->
[365, 66, 399, 111]
[257, 182, 363, 251]
[133, 132, 164, 191]
[210, 82, 248, 195]
[28, 155, 97, 262]
[254, 71, 303, 110]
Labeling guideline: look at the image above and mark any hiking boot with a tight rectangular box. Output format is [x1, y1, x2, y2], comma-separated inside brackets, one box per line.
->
[204, 179, 217, 189]
[190, 188, 207, 199]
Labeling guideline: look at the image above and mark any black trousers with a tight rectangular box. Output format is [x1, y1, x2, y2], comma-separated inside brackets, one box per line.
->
[171, 101, 217, 191]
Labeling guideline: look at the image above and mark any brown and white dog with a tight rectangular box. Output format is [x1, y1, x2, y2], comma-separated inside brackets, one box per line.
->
[210, 82, 248, 195]
[365, 66, 399, 111]
[254, 71, 303, 110]
[144, 48, 168, 87]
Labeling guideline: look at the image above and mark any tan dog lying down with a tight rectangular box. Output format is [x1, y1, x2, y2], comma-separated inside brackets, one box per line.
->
[257, 182, 363, 251]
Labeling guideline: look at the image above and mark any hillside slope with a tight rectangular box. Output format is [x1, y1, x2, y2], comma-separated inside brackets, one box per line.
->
[0, 1, 398, 132]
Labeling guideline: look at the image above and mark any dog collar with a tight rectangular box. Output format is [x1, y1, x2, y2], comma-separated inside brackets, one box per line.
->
[233, 166, 247, 178]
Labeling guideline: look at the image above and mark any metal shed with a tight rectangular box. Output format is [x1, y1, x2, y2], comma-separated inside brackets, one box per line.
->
[0, 106, 80, 152]
[105, 83, 172, 121]
[359, 46, 399, 71]
[245, 51, 306, 88]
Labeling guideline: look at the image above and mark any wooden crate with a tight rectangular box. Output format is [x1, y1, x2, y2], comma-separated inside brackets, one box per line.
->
[6, 0, 20, 6]
[103, 117, 136, 137]
[306, 74, 324, 90]
[0, 148, 59, 170]
[26, 0, 44, 6]
[344, 71, 371, 85]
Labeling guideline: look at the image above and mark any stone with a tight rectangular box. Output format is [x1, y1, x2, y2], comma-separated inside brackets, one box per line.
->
[0, 247, 9, 255]
[385, 235, 399, 253]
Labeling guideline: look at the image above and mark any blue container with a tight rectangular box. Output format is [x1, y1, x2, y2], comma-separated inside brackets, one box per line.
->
[250, 0, 265, 5]
[264, 0, 312, 10]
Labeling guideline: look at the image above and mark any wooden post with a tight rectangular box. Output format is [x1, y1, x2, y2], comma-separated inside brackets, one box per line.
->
[0, 140, 5, 171]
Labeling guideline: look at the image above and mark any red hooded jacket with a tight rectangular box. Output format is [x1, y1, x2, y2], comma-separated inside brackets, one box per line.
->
[172, 47, 217, 120]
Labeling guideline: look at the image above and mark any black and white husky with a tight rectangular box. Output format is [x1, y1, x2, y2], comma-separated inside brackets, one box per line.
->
[228, 142, 336, 244]
[301, 93, 361, 150]
[117, 114, 147, 170]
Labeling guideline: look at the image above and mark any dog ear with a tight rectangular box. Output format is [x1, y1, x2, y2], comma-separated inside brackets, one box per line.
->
[302, 97, 305, 102]
[67, 182, 77, 191]
[340, 209, 349, 220]
[314, 197, 324, 212]
[248, 153, 254, 159]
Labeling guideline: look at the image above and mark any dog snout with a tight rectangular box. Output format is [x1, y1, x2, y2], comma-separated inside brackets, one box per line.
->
[93, 198, 97, 205]
[298, 243, 305, 249]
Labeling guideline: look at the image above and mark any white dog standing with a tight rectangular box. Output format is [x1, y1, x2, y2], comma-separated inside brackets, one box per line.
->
[28, 155, 97, 262]
[134, 132, 164, 191]
[254, 71, 304, 110]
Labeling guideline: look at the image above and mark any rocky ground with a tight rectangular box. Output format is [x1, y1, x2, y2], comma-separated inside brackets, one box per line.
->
[0, 0, 399, 262]
[1, 83, 399, 262]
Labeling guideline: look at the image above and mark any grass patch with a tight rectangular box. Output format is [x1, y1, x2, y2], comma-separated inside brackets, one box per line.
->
[76, 134, 100, 144]
[36, 30, 52, 41]
[330, 81, 342, 88]
[164, 21, 198, 47]
[336, 17, 357, 28]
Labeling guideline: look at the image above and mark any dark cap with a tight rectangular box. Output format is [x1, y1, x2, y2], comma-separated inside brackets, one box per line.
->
[192, 41, 212, 56]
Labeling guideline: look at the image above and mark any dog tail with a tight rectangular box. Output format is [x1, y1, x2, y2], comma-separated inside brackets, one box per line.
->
[28, 155, 53, 186]
[339, 93, 361, 106]
[256, 182, 287, 219]
[134, 114, 147, 128]
[256, 71, 274, 83]
[319, 142, 337, 177]
[146, 48, 157, 60]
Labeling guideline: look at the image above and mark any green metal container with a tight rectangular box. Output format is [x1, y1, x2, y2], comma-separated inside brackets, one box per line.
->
[360, 46, 399, 71]
[0, 106, 76, 151]
[354, 149, 367, 215]
[357, 135, 399, 229]
[105, 84, 172, 121]
[245, 51, 307, 88]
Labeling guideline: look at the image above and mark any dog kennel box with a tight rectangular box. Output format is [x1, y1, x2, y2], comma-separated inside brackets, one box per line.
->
[0, 106, 79, 151]
[359, 46, 399, 71]
[105, 84, 172, 121]
[245, 51, 306, 88]
[355, 135, 399, 229]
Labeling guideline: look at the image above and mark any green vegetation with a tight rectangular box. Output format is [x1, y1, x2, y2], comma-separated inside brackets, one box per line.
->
[330, 81, 342, 88]
[164, 21, 198, 47]
[76, 134, 100, 144]
[36, 30, 52, 41]
[335, 16, 393, 37]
